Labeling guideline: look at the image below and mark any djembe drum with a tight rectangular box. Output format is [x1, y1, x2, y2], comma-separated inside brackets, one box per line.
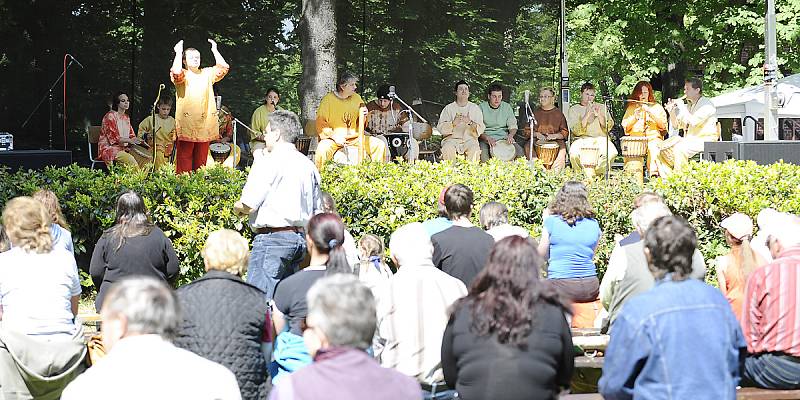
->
[659, 136, 681, 167]
[621, 136, 649, 184]
[535, 142, 560, 169]
[579, 145, 599, 179]
[206, 142, 241, 168]
[129, 144, 153, 168]
[295, 136, 312, 156]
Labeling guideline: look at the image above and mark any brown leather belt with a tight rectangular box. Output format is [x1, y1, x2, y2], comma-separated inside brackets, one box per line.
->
[253, 226, 301, 235]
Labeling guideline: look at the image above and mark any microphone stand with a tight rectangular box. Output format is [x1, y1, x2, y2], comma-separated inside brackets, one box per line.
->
[601, 94, 615, 182]
[524, 100, 537, 163]
[22, 57, 78, 149]
[149, 84, 164, 172]
[389, 93, 427, 161]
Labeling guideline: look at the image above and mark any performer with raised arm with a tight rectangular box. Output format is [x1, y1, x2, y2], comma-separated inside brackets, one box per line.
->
[137, 97, 177, 169]
[170, 39, 229, 173]
[437, 80, 484, 161]
[99, 92, 147, 169]
[567, 82, 618, 177]
[621, 81, 667, 176]
[314, 71, 388, 168]
[657, 77, 718, 177]
[365, 84, 418, 162]
[250, 87, 281, 157]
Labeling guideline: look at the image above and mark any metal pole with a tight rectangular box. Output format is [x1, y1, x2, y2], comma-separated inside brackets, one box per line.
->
[560, 0, 570, 113]
[764, 0, 779, 140]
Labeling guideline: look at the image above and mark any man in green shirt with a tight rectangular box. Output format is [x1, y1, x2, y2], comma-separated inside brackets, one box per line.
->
[478, 83, 523, 161]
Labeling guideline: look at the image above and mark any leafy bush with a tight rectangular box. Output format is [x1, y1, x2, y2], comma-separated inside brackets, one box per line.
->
[0, 163, 248, 287]
[1, 159, 797, 292]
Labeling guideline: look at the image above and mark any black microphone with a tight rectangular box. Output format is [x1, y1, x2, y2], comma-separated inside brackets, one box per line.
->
[67, 54, 84, 69]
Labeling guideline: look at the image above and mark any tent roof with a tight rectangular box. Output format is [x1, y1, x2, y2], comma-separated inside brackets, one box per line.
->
[712, 73, 800, 118]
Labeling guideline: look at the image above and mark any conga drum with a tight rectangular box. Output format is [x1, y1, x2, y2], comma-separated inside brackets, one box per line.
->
[621, 136, 649, 184]
[206, 142, 241, 168]
[410, 122, 433, 141]
[659, 136, 682, 167]
[579, 145, 599, 178]
[129, 144, 153, 168]
[535, 142, 559, 169]
[295, 136, 312, 156]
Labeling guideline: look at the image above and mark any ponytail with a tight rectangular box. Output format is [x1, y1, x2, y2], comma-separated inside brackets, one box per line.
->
[739, 237, 758, 282]
[307, 213, 353, 275]
[326, 241, 351, 275]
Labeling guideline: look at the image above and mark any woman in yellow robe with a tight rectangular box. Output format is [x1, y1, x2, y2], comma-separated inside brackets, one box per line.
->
[621, 81, 667, 176]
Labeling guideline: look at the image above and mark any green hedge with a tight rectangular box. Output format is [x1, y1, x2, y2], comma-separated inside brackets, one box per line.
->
[1, 159, 798, 292]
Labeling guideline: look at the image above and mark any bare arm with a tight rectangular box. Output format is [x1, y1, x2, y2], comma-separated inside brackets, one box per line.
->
[272, 306, 286, 334]
[170, 40, 183, 76]
[71, 295, 79, 318]
[208, 39, 229, 68]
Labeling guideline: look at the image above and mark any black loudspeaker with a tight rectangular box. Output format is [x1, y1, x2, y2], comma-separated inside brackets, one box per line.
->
[703, 141, 800, 165]
[0, 150, 73, 171]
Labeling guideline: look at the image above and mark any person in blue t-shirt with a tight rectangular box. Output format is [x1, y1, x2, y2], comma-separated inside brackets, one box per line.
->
[538, 181, 601, 302]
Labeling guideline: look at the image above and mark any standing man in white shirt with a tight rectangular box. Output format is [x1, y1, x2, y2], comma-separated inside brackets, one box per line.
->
[234, 110, 322, 299]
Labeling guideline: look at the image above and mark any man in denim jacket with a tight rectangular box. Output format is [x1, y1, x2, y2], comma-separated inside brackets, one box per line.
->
[599, 216, 746, 400]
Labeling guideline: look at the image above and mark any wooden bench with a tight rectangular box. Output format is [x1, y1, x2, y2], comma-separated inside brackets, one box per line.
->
[560, 388, 800, 399]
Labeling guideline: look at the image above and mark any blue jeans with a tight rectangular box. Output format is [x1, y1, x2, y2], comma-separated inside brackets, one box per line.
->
[743, 352, 800, 389]
[422, 384, 457, 400]
[247, 231, 306, 299]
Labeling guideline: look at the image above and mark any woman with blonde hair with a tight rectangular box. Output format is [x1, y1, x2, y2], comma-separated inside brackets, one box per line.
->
[32, 189, 74, 255]
[715, 213, 767, 319]
[0, 197, 85, 398]
[175, 229, 272, 400]
[356, 234, 393, 294]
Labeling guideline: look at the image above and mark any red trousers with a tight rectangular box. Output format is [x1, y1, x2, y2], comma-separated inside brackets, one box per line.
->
[176, 140, 210, 174]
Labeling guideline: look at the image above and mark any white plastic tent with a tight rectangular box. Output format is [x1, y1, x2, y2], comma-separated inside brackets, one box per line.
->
[711, 73, 800, 140]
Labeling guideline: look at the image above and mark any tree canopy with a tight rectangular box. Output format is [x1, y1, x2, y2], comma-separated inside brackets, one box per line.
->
[1, 0, 798, 152]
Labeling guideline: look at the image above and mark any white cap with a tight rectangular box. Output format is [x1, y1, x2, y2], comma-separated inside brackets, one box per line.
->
[720, 213, 753, 241]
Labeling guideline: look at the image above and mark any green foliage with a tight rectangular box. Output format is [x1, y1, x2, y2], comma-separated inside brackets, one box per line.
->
[322, 158, 642, 277]
[0, 163, 249, 288]
[2, 159, 798, 291]
[651, 159, 800, 266]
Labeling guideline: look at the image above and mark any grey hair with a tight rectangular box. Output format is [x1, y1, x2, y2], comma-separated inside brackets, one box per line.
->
[336, 71, 359, 92]
[269, 109, 301, 144]
[306, 274, 376, 349]
[101, 277, 181, 339]
[479, 201, 509, 230]
[631, 202, 673, 233]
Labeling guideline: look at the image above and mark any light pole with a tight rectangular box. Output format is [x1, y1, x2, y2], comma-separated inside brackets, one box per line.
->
[764, 0, 778, 140]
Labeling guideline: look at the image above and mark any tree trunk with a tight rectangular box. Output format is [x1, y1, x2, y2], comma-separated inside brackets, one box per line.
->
[299, 0, 338, 136]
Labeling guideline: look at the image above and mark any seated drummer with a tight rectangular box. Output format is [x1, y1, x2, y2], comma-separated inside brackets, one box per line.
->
[621, 81, 667, 176]
[365, 84, 418, 162]
[99, 91, 148, 169]
[209, 104, 243, 166]
[314, 71, 388, 168]
[250, 87, 281, 159]
[437, 80, 484, 162]
[523, 87, 568, 170]
[138, 97, 177, 169]
[478, 83, 523, 161]
[566, 82, 618, 175]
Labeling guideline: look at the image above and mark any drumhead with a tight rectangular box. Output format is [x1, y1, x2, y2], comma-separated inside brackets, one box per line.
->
[210, 142, 230, 153]
[491, 141, 516, 161]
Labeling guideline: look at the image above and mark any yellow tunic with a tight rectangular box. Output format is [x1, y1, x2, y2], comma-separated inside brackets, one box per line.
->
[315, 92, 366, 145]
[171, 65, 229, 142]
[250, 104, 271, 135]
[677, 96, 718, 141]
[566, 104, 617, 175]
[138, 115, 176, 167]
[314, 92, 387, 168]
[622, 103, 667, 140]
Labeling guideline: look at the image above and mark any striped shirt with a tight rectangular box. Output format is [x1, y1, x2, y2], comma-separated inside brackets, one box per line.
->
[741, 247, 800, 356]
